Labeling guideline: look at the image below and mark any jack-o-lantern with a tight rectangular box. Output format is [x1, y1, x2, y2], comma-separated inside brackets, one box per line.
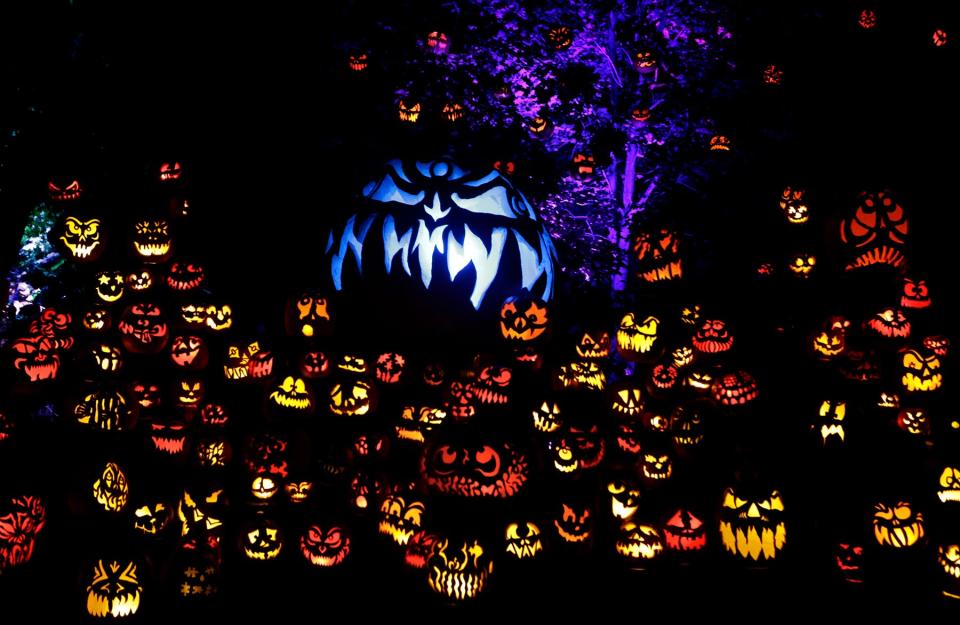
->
[528, 116, 551, 136]
[242, 517, 283, 561]
[616, 522, 664, 562]
[337, 354, 367, 374]
[815, 400, 846, 444]
[901, 277, 931, 309]
[150, 420, 187, 455]
[720, 487, 786, 561]
[179, 303, 207, 327]
[650, 363, 679, 390]
[244, 434, 289, 477]
[93, 462, 129, 512]
[901, 348, 942, 391]
[422, 438, 528, 498]
[684, 367, 714, 391]
[554, 503, 592, 543]
[924, 335, 950, 357]
[788, 253, 816, 277]
[672, 346, 694, 368]
[170, 335, 207, 369]
[762, 64, 784, 85]
[300, 524, 350, 567]
[663, 509, 707, 552]
[83, 308, 112, 332]
[176, 379, 204, 407]
[118, 303, 169, 354]
[378, 496, 425, 546]
[877, 391, 900, 409]
[442, 101, 465, 123]
[445, 379, 477, 421]
[549, 424, 604, 474]
[204, 304, 232, 331]
[284, 480, 312, 503]
[779, 186, 809, 224]
[200, 403, 229, 427]
[616, 420, 643, 454]
[405, 531, 439, 569]
[48, 178, 82, 201]
[285, 292, 331, 338]
[130, 382, 159, 410]
[897, 407, 930, 436]
[938, 467, 960, 503]
[299, 351, 330, 379]
[840, 190, 909, 271]
[634, 50, 657, 73]
[608, 480, 641, 520]
[692, 319, 733, 354]
[132, 219, 172, 261]
[75, 390, 129, 430]
[610, 384, 644, 417]
[347, 51, 368, 72]
[616, 313, 659, 359]
[133, 502, 171, 535]
[505, 522, 543, 560]
[375, 352, 405, 384]
[633, 229, 682, 282]
[939, 545, 960, 599]
[0, 412, 13, 444]
[812, 327, 845, 359]
[427, 538, 493, 601]
[835, 543, 864, 584]
[572, 152, 595, 180]
[398, 100, 421, 123]
[325, 158, 557, 312]
[396, 405, 446, 443]
[329, 379, 375, 416]
[873, 501, 924, 548]
[858, 9, 877, 29]
[546, 25, 573, 49]
[531, 400, 562, 433]
[85, 560, 141, 618]
[933, 28, 948, 47]
[711, 371, 758, 406]
[866, 308, 910, 339]
[270, 376, 313, 411]
[247, 348, 274, 379]
[56, 215, 103, 261]
[425, 30, 449, 52]
[196, 439, 230, 468]
[177, 488, 224, 538]
[557, 361, 606, 391]
[159, 161, 182, 181]
[470, 365, 512, 405]
[709, 135, 731, 151]
[223, 342, 254, 380]
[11, 336, 61, 382]
[0, 495, 46, 572]
[641, 452, 673, 481]
[500, 293, 549, 341]
[166, 261, 205, 291]
[126, 270, 153, 291]
[95, 271, 125, 303]
[250, 475, 279, 501]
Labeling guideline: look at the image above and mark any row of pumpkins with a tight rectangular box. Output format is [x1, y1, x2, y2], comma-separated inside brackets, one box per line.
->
[1, 162, 958, 618]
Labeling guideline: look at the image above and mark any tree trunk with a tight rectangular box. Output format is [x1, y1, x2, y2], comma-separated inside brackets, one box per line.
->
[611, 142, 640, 293]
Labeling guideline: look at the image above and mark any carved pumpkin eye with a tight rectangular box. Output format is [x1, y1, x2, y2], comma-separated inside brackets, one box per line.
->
[473, 445, 501, 477]
[434, 445, 459, 473]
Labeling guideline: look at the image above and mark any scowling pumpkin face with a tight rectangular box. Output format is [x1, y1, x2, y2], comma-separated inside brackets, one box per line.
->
[133, 502, 172, 535]
[422, 439, 529, 498]
[576, 330, 610, 359]
[840, 190, 909, 270]
[616, 313, 659, 359]
[531, 400, 562, 433]
[663, 509, 707, 552]
[610, 384, 644, 417]
[470, 365, 512, 405]
[378, 496, 425, 546]
[405, 531, 439, 569]
[326, 159, 556, 312]
[900, 348, 942, 392]
[57, 216, 102, 261]
[427, 538, 493, 601]
[504, 522, 543, 560]
[873, 501, 924, 548]
[938, 467, 960, 503]
[556, 360, 606, 391]
[554, 503, 592, 543]
[719, 487, 786, 561]
[616, 522, 664, 562]
[166, 261, 205, 291]
[633, 229, 683, 282]
[86, 560, 141, 618]
[300, 524, 351, 567]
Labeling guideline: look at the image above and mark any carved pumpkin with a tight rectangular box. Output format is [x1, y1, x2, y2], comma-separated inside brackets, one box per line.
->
[427, 538, 493, 601]
[866, 307, 910, 339]
[549, 424, 604, 474]
[85, 560, 141, 618]
[835, 543, 864, 584]
[616, 522, 664, 561]
[633, 229, 683, 282]
[132, 502, 171, 535]
[300, 351, 331, 379]
[326, 159, 556, 312]
[242, 517, 283, 561]
[284, 480, 312, 504]
[170, 335, 207, 369]
[378, 495, 425, 546]
[118, 303, 169, 354]
[762, 64, 784, 85]
[840, 190, 909, 271]
[175, 379, 204, 407]
[873, 501, 924, 548]
[779, 186, 809, 224]
[83, 308, 112, 332]
[75, 390, 129, 430]
[11, 336, 61, 382]
[204, 305, 232, 331]
[347, 51, 368, 72]
[531, 400, 562, 433]
[719, 487, 786, 561]
[375, 352, 405, 384]
[815, 400, 846, 444]
[329, 379, 374, 416]
[0, 495, 46, 572]
[711, 371, 758, 406]
[607, 480, 641, 520]
[177, 488, 224, 538]
[547, 25, 573, 49]
[788, 253, 816, 277]
[95, 271, 125, 303]
[126, 270, 152, 291]
[554, 503, 592, 543]
[709, 135, 731, 151]
[300, 524, 350, 567]
[398, 100, 420, 123]
[93, 462, 129, 512]
[610, 383, 644, 418]
[858, 9, 877, 29]
[270, 376, 314, 411]
[901, 277, 931, 309]
[556, 361, 606, 391]
[48, 178, 82, 201]
[504, 522, 543, 560]
[56, 216, 103, 261]
[422, 437, 528, 498]
[896, 407, 930, 436]
[396, 405, 446, 443]
[901, 348, 942, 392]
[285, 292, 331, 338]
[616, 313, 659, 359]
[159, 161, 182, 181]
[166, 261, 205, 291]
[405, 531, 439, 569]
[499, 293, 549, 341]
[442, 101, 465, 123]
[692, 319, 733, 354]
[132, 219, 172, 261]
[938, 467, 960, 503]
[663, 509, 707, 552]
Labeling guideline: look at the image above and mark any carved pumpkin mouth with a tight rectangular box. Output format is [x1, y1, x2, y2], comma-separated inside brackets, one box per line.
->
[940, 545, 960, 579]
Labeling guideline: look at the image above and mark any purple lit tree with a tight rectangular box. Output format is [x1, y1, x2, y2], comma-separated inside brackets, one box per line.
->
[347, 0, 734, 293]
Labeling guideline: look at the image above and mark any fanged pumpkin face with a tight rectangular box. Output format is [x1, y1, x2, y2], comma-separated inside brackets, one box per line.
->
[427, 538, 493, 601]
[557, 360, 606, 391]
[901, 349, 942, 392]
[500, 294, 549, 341]
[616, 313, 659, 358]
[92, 462, 129, 512]
[243, 520, 283, 561]
[867, 308, 911, 339]
[86, 560, 141, 618]
[378, 496, 425, 546]
[840, 190, 909, 270]
[938, 467, 960, 503]
[616, 522, 664, 561]
[641, 452, 673, 481]
[816, 400, 846, 444]
[470, 365, 512, 405]
[167, 261, 205, 291]
[270, 376, 313, 411]
[442, 101, 465, 123]
[329, 380, 373, 416]
[133, 219, 172, 260]
[348, 51, 368, 71]
[608, 480, 641, 520]
[396, 405, 446, 443]
[150, 420, 187, 455]
[397, 100, 421, 123]
[10, 335, 62, 382]
[49, 178, 82, 201]
[611, 384, 644, 417]
[719, 488, 786, 561]
[873, 501, 924, 548]
[505, 522, 543, 560]
[133, 502, 171, 535]
[901, 277, 931, 309]
[692, 319, 733, 354]
[711, 371, 759, 406]
[300, 525, 350, 567]
[633, 229, 683, 283]
[532, 400, 562, 433]
[59, 216, 102, 260]
[554, 503, 592, 543]
[422, 441, 529, 498]
[779, 186, 809, 224]
[663, 509, 707, 552]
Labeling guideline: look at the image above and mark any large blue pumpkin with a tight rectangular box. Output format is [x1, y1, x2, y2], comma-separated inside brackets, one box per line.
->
[326, 159, 557, 312]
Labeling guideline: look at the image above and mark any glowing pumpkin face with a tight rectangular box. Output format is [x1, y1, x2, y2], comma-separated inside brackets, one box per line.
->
[422, 439, 529, 498]
[204, 305, 232, 331]
[0, 495, 46, 572]
[133, 502, 171, 535]
[499, 293, 549, 341]
[285, 480, 313, 503]
[378, 496, 425, 546]
[286, 292, 331, 338]
[93, 462, 129, 512]
[607, 480, 641, 520]
[867, 307, 910, 339]
[554, 503, 592, 543]
[557, 360, 606, 391]
[616, 313, 659, 359]
[132, 219, 172, 261]
[444, 379, 477, 421]
[177, 488, 224, 538]
[939, 467, 960, 503]
[375, 352, 405, 384]
[396, 405, 446, 443]
[610, 384, 644, 417]
[547, 25, 573, 49]
[835, 543, 864, 584]
[130, 383, 159, 409]
[779, 186, 809, 224]
[711, 371, 759, 406]
[531, 400, 562, 433]
[76, 390, 129, 430]
[616, 522, 664, 562]
[85, 560, 141, 618]
[11, 336, 61, 382]
[300, 525, 350, 567]
[176, 379, 204, 406]
[166, 261, 205, 291]
[243, 518, 283, 561]
[95, 271, 125, 303]
[873, 501, 924, 548]
[901, 277, 931, 309]
[118, 303, 169, 354]
[812, 327, 845, 359]
[719, 487, 786, 561]
[427, 538, 493, 601]
[83, 308, 111, 332]
[126, 270, 152, 291]
[470, 365, 512, 405]
[572, 152, 595, 180]
[549, 424, 604, 474]
[641, 452, 673, 481]
[788, 253, 816, 276]
[858, 9, 877, 29]
[939, 545, 960, 586]
[442, 101, 465, 123]
[347, 51, 368, 71]
[326, 159, 557, 312]
[329, 380, 374, 416]
[170, 335, 207, 369]
[58, 216, 102, 261]
[816, 400, 846, 444]
[692, 319, 733, 353]
[270, 376, 313, 411]
[897, 407, 930, 436]
[901, 349, 942, 391]
[300, 351, 330, 379]
[405, 531, 439, 569]
[663, 509, 707, 552]
[159, 161, 182, 181]
[633, 229, 682, 282]
[505, 522, 543, 560]
[48, 178, 82, 201]
[425, 30, 449, 52]
[840, 190, 909, 270]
